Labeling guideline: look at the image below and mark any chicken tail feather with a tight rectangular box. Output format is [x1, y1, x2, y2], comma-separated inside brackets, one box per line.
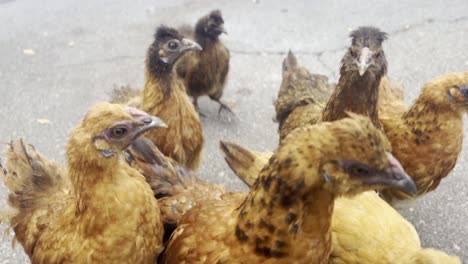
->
[219, 141, 271, 187]
[0, 139, 66, 255]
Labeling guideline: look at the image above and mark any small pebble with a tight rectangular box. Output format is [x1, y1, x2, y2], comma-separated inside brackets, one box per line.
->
[23, 49, 35, 55]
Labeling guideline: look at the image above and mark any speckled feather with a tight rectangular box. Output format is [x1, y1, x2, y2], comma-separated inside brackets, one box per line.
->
[220, 142, 461, 264]
[379, 72, 468, 201]
[275, 27, 388, 142]
[274, 50, 332, 140]
[161, 116, 405, 263]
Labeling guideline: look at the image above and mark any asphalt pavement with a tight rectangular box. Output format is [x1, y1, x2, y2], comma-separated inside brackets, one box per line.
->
[0, 0, 467, 262]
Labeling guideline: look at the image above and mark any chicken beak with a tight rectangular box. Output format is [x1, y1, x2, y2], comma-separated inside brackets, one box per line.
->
[133, 116, 168, 140]
[219, 25, 227, 35]
[141, 116, 168, 130]
[380, 152, 417, 194]
[359, 152, 416, 194]
[180, 38, 202, 53]
[357, 47, 372, 76]
[460, 85, 468, 98]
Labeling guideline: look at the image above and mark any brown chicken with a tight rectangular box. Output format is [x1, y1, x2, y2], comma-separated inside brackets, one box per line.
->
[140, 25, 204, 170]
[220, 141, 461, 264]
[176, 10, 232, 115]
[379, 72, 468, 201]
[0, 102, 166, 263]
[275, 26, 388, 140]
[160, 115, 417, 263]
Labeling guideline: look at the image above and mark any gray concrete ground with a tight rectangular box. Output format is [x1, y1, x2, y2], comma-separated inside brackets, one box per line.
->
[0, 0, 467, 262]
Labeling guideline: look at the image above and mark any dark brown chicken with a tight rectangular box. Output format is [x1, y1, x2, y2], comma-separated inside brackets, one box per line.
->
[275, 27, 388, 140]
[0, 102, 166, 263]
[141, 25, 204, 170]
[176, 10, 232, 115]
[160, 116, 416, 263]
[379, 72, 468, 201]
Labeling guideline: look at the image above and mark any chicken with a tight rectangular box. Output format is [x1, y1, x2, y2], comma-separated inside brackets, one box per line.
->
[274, 50, 331, 139]
[0, 102, 166, 263]
[379, 72, 468, 201]
[141, 25, 204, 170]
[275, 26, 388, 140]
[160, 115, 417, 263]
[220, 141, 461, 264]
[176, 10, 232, 115]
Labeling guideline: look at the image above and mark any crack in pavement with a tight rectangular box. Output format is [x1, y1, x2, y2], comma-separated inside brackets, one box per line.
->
[55, 15, 467, 72]
[230, 46, 345, 76]
[389, 15, 468, 36]
[232, 15, 468, 57]
[231, 15, 468, 76]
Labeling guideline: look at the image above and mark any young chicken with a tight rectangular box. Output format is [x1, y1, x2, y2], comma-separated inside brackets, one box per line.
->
[274, 50, 331, 139]
[160, 116, 416, 263]
[0, 103, 166, 263]
[219, 141, 461, 264]
[276, 27, 388, 140]
[379, 72, 468, 201]
[141, 25, 204, 170]
[176, 10, 232, 115]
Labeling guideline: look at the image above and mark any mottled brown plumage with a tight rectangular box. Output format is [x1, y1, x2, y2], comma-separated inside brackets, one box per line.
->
[161, 116, 416, 263]
[0, 102, 165, 263]
[275, 27, 388, 141]
[274, 50, 331, 139]
[220, 141, 460, 264]
[379, 72, 468, 201]
[141, 25, 204, 170]
[176, 10, 232, 115]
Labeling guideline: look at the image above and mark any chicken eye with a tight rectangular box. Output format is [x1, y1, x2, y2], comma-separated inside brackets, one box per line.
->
[349, 165, 370, 176]
[111, 127, 128, 139]
[168, 41, 178, 50]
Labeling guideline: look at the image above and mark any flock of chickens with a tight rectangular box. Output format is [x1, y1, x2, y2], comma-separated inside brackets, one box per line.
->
[0, 8, 467, 264]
